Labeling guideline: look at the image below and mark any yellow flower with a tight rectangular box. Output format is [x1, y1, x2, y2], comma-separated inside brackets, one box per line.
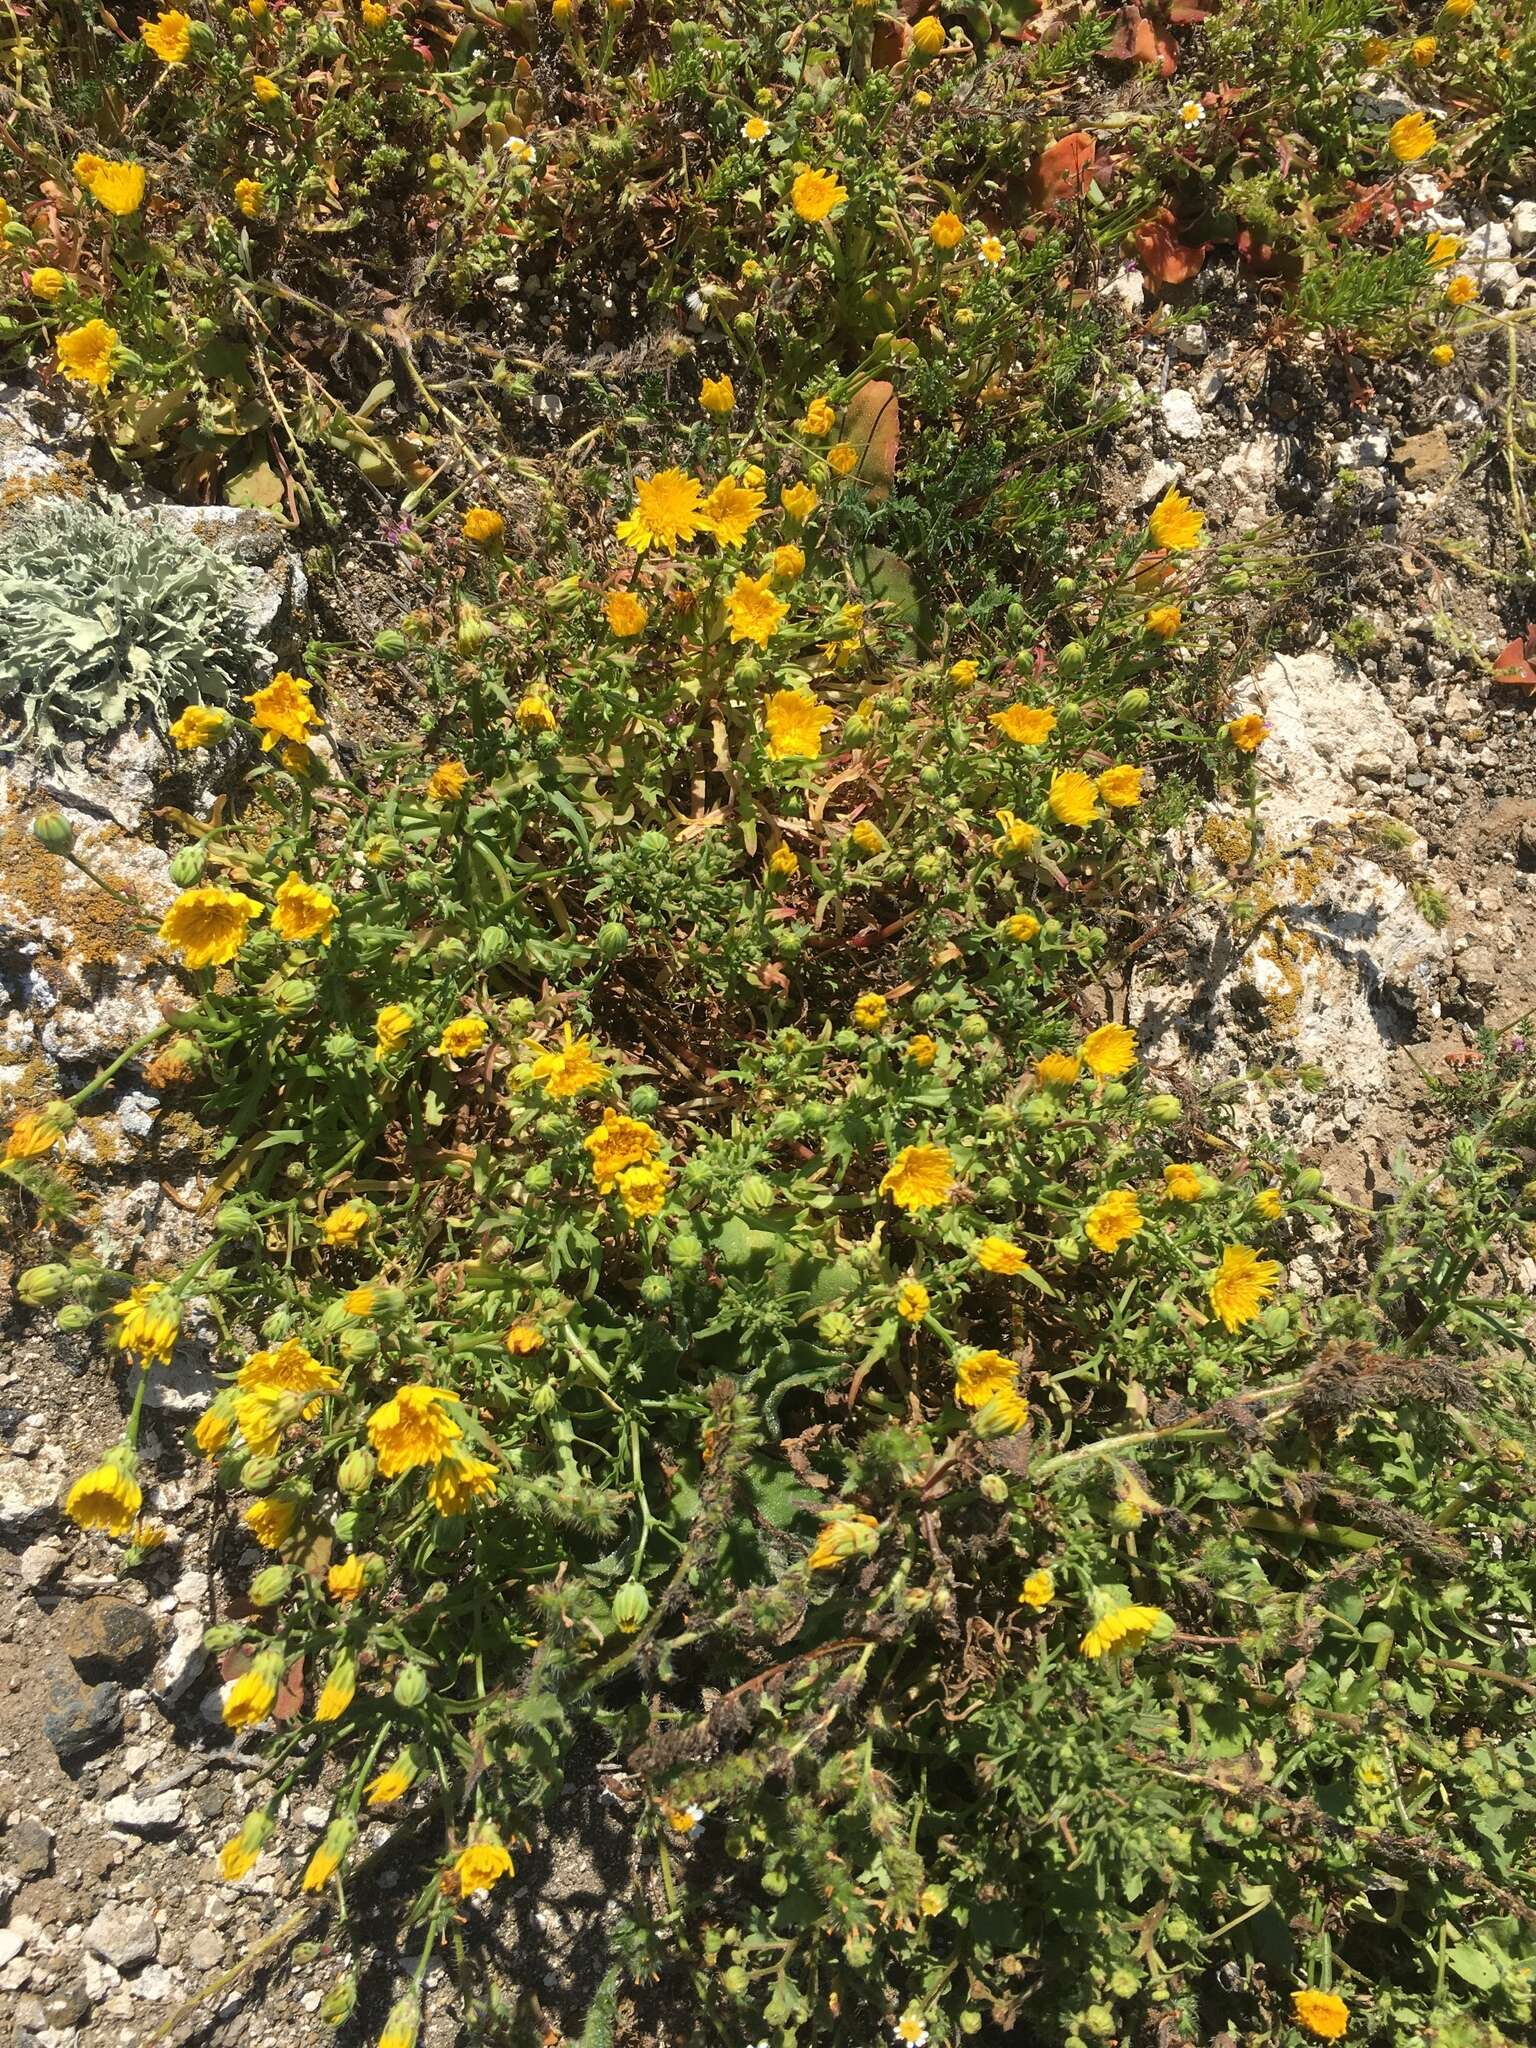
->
[993, 808, 1041, 857]
[1035, 1051, 1080, 1087]
[1443, 273, 1476, 306]
[1079, 1603, 1166, 1659]
[1019, 1569, 1055, 1609]
[321, 1200, 371, 1247]
[702, 478, 766, 548]
[605, 588, 648, 636]
[193, 1404, 232, 1456]
[367, 1385, 462, 1476]
[767, 843, 799, 880]
[374, 1002, 415, 1057]
[790, 167, 848, 223]
[763, 687, 833, 760]
[247, 670, 320, 751]
[931, 209, 965, 250]
[699, 374, 735, 415]
[947, 659, 979, 687]
[233, 1389, 286, 1457]
[850, 821, 885, 855]
[1162, 1162, 1204, 1203]
[252, 74, 280, 102]
[1291, 1990, 1349, 2042]
[1085, 1187, 1144, 1253]
[426, 758, 469, 802]
[222, 1651, 283, 1728]
[1002, 910, 1041, 943]
[853, 992, 888, 1031]
[1409, 33, 1437, 64]
[616, 1157, 672, 1220]
[361, 0, 388, 22]
[911, 13, 945, 56]
[109, 1282, 180, 1366]
[1361, 34, 1390, 62]
[974, 1235, 1030, 1276]
[585, 1107, 662, 1191]
[979, 233, 1005, 266]
[1097, 764, 1143, 809]
[780, 480, 819, 523]
[158, 885, 263, 970]
[78, 158, 146, 214]
[515, 692, 557, 734]
[1227, 711, 1266, 751]
[1208, 1244, 1281, 1331]
[326, 1555, 367, 1601]
[772, 542, 806, 581]
[1388, 111, 1437, 161]
[4, 1102, 71, 1163]
[955, 1348, 1017, 1408]
[528, 1023, 606, 1099]
[233, 177, 265, 219]
[1147, 487, 1205, 551]
[1144, 603, 1181, 641]
[344, 1286, 376, 1317]
[56, 319, 118, 392]
[365, 1754, 419, 1806]
[742, 115, 770, 142]
[454, 1834, 514, 1896]
[727, 572, 788, 647]
[1442, 0, 1472, 14]
[218, 1814, 272, 1881]
[989, 702, 1056, 745]
[301, 1816, 355, 1885]
[797, 396, 836, 436]
[29, 266, 67, 301]
[244, 1496, 297, 1550]
[435, 1015, 489, 1060]
[896, 1279, 930, 1322]
[1430, 343, 1455, 367]
[1426, 231, 1461, 267]
[271, 871, 337, 947]
[142, 8, 191, 61]
[426, 1450, 498, 1514]
[1080, 1022, 1136, 1078]
[806, 1511, 878, 1569]
[973, 1387, 1029, 1437]
[906, 1032, 937, 1067]
[1048, 768, 1101, 828]
[616, 468, 707, 553]
[504, 1322, 545, 1356]
[1253, 1186, 1284, 1220]
[461, 505, 505, 547]
[880, 1143, 955, 1211]
[827, 440, 859, 478]
[238, 1336, 339, 1398]
[65, 1460, 142, 1536]
[168, 705, 228, 750]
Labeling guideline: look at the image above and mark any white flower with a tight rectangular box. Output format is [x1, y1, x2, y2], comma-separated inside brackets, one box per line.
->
[979, 234, 1005, 267]
[893, 2021, 929, 2047]
[741, 116, 770, 142]
[1178, 100, 1206, 126]
[666, 1802, 704, 1834]
[505, 136, 537, 165]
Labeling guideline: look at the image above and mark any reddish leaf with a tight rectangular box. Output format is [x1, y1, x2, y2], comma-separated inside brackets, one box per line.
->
[1106, 6, 1178, 75]
[1133, 208, 1208, 288]
[274, 1655, 307, 1723]
[1494, 627, 1536, 689]
[1029, 131, 1097, 214]
[871, 15, 911, 68]
[843, 380, 900, 502]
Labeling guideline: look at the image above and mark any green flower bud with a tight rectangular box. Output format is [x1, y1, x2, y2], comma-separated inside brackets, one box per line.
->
[1020, 1095, 1055, 1128]
[1116, 687, 1150, 719]
[168, 844, 206, 886]
[339, 1326, 379, 1362]
[524, 1159, 554, 1192]
[241, 1454, 280, 1492]
[1052, 576, 1077, 601]
[18, 1263, 71, 1306]
[249, 1564, 292, 1606]
[530, 1380, 560, 1416]
[1219, 570, 1250, 594]
[274, 977, 315, 1013]
[2, 219, 35, 247]
[760, 1866, 789, 1896]
[721, 1965, 750, 1998]
[373, 628, 409, 659]
[55, 1303, 95, 1331]
[337, 1448, 376, 1496]
[960, 2014, 983, 2036]
[433, 936, 469, 968]
[639, 1274, 672, 1306]
[1100, 1081, 1129, 1107]
[1057, 640, 1088, 677]
[393, 1662, 430, 1709]
[669, 1228, 704, 1268]
[612, 1580, 650, 1633]
[979, 1473, 1008, 1504]
[1294, 1167, 1324, 1197]
[455, 604, 492, 654]
[984, 1173, 1012, 1204]
[1143, 1093, 1181, 1125]
[818, 1309, 855, 1346]
[917, 764, 943, 793]
[738, 1173, 775, 1213]
[478, 924, 511, 966]
[596, 921, 630, 961]
[768, 1109, 802, 1141]
[323, 1030, 360, 1060]
[1084, 2006, 1116, 2039]
[32, 812, 74, 854]
[202, 1622, 248, 1653]
[959, 1013, 989, 1043]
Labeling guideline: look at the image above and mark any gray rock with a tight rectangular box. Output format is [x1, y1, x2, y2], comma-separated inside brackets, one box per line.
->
[1509, 200, 1536, 252]
[2, 1818, 53, 1880]
[102, 1789, 184, 1837]
[186, 1928, 226, 1973]
[18, 1539, 64, 1589]
[0, 1928, 24, 1967]
[61, 1597, 159, 1682]
[43, 1983, 91, 2028]
[84, 1903, 158, 1972]
[1159, 388, 1204, 441]
[41, 1656, 123, 1759]
[0, 1445, 67, 1534]
[1172, 322, 1209, 359]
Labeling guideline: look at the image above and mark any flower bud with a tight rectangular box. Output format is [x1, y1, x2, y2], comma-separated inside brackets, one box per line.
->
[319, 1974, 359, 2026]
[529, 1380, 560, 1416]
[168, 843, 206, 886]
[249, 1564, 291, 1606]
[379, 1993, 420, 2048]
[274, 977, 315, 1013]
[393, 1662, 430, 1708]
[1293, 1167, 1324, 1197]
[373, 629, 409, 659]
[216, 1200, 256, 1236]
[203, 1621, 248, 1652]
[1116, 687, 1150, 718]
[323, 1030, 360, 1060]
[1057, 640, 1088, 677]
[55, 1303, 95, 1331]
[337, 1448, 376, 1495]
[339, 1326, 379, 1363]
[669, 1228, 704, 1268]
[32, 812, 74, 854]
[595, 921, 629, 961]
[979, 1473, 1008, 1504]
[455, 603, 492, 654]
[1143, 1093, 1181, 1125]
[478, 924, 511, 966]
[544, 572, 584, 611]
[241, 1454, 280, 1492]
[959, 1014, 989, 1043]
[639, 1274, 671, 1306]
[18, 1263, 71, 1306]
[612, 1580, 650, 1633]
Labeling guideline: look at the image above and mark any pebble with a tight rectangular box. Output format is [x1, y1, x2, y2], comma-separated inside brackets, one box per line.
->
[18, 1539, 64, 1590]
[41, 1657, 123, 1760]
[0, 1446, 68, 1534]
[3, 1819, 54, 1881]
[186, 1928, 225, 1973]
[83, 1902, 159, 1972]
[1159, 388, 1204, 441]
[62, 1597, 160, 1683]
[1510, 199, 1536, 252]
[102, 1790, 184, 1837]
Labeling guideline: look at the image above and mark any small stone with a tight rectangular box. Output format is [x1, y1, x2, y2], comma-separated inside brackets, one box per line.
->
[83, 1903, 158, 1973]
[186, 1929, 225, 1973]
[1172, 322, 1209, 359]
[3, 1818, 54, 1881]
[1393, 427, 1453, 487]
[0, 1445, 67, 1534]
[1509, 199, 1536, 252]
[18, 1539, 64, 1590]
[0, 1928, 25, 1967]
[44, 1984, 91, 2028]
[1159, 388, 1204, 441]
[61, 1597, 159, 1682]
[102, 1789, 184, 1837]
[41, 1657, 123, 1760]
[1336, 426, 1389, 469]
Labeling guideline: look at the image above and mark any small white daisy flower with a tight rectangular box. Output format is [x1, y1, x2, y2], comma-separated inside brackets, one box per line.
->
[505, 136, 537, 165]
[742, 116, 770, 142]
[666, 1802, 705, 1834]
[1179, 100, 1206, 127]
[893, 2019, 929, 2047]
[979, 234, 1005, 267]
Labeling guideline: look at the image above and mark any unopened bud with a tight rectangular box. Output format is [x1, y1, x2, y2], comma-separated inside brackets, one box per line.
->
[32, 812, 74, 854]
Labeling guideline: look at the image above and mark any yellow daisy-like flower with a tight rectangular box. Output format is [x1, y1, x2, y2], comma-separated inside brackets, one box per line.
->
[1253, 1186, 1285, 1220]
[461, 505, 505, 548]
[193, 1405, 232, 1456]
[912, 13, 945, 56]
[326, 1555, 367, 1601]
[780, 482, 821, 530]
[727, 571, 788, 646]
[1207, 1244, 1281, 1331]
[1409, 32, 1437, 65]
[1147, 486, 1205, 551]
[826, 440, 859, 478]
[1034, 1051, 1080, 1087]
[1227, 711, 1267, 751]
[1048, 768, 1101, 828]
[806, 1511, 879, 1569]
[247, 671, 320, 751]
[1426, 231, 1461, 267]
[1079, 1602, 1167, 1660]
[1162, 1162, 1204, 1203]
[1085, 1187, 1144, 1253]
[955, 1348, 1017, 1409]
[762, 687, 833, 760]
[56, 319, 119, 392]
[4, 1103, 70, 1163]
[222, 1651, 284, 1728]
[78, 157, 146, 214]
[616, 1157, 672, 1221]
[1097, 764, 1143, 809]
[233, 177, 266, 219]
[699, 374, 735, 415]
[879, 1143, 955, 1211]
[109, 1282, 180, 1366]
[65, 1460, 142, 1536]
[930, 209, 965, 250]
[605, 588, 648, 637]
[990, 702, 1056, 746]
[367, 1385, 462, 1476]
[301, 1817, 355, 1885]
[1433, 344, 1454, 366]
[895, 1279, 930, 1322]
[321, 1200, 371, 1247]
[974, 1235, 1030, 1276]
[252, 73, 281, 103]
[504, 1322, 545, 1356]
[454, 1833, 514, 1896]
[244, 1496, 297, 1550]
[850, 821, 885, 855]
[425, 757, 470, 802]
[157, 885, 263, 971]
[1388, 110, 1437, 161]
[426, 1450, 498, 1515]
[528, 1023, 606, 1100]
[853, 992, 888, 1031]
[271, 871, 337, 946]
[948, 659, 979, 687]
[1290, 1989, 1349, 2041]
[742, 115, 770, 142]
[361, 0, 388, 23]
[1145, 603, 1181, 640]
[772, 542, 806, 581]
[979, 233, 1005, 266]
[515, 693, 557, 734]
[375, 1003, 415, 1057]
[615, 468, 707, 553]
[1080, 1022, 1136, 1078]
[1003, 910, 1041, 943]
[365, 1754, 419, 1806]
[993, 808, 1041, 857]
[29, 266, 67, 301]
[702, 477, 766, 548]
[1443, 272, 1476, 306]
[584, 1107, 662, 1192]
[238, 1336, 339, 1398]
[797, 396, 836, 436]
[168, 705, 228, 750]
[1019, 1569, 1055, 1609]
[790, 166, 848, 223]
[142, 8, 192, 61]
[435, 1014, 489, 1061]
[767, 843, 799, 881]
[904, 1032, 938, 1070]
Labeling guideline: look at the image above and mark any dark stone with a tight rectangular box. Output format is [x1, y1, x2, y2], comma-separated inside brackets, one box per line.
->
[60, 1597, 158, 1682]
[43, 1985, 91, 2029]
[41, 1655, 122, 1759]
[2, 1816, 53, 1880]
